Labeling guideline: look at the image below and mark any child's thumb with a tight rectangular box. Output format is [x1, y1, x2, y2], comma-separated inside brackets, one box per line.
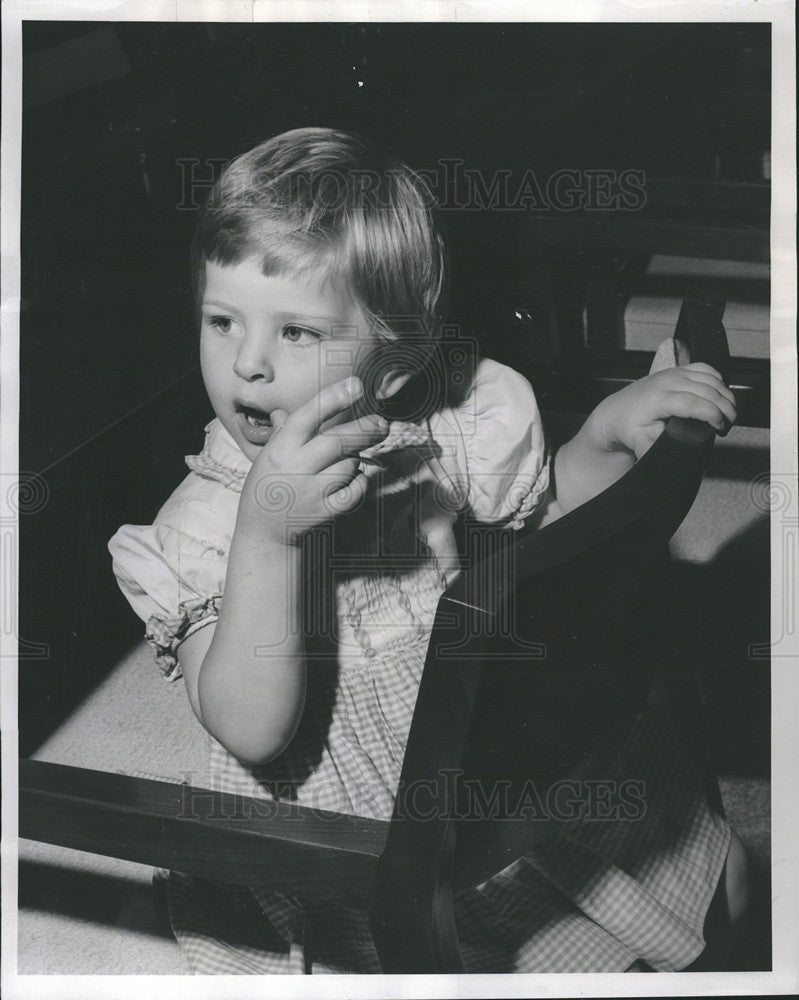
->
[271, 409, 289, 430]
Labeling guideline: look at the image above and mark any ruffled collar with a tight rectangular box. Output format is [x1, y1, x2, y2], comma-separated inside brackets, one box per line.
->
[185, 417, 435, 493]
[185, 420, 251, 490]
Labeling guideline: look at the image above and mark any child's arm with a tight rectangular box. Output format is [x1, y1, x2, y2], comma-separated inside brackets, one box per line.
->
[178, 377, 386, 765]
[551, 363, 736, 516]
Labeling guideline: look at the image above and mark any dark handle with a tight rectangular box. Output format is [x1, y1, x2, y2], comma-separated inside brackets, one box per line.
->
[673, 289, 731, 381]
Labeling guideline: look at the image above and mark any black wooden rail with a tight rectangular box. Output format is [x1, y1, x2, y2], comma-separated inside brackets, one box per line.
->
[20, 758, 387, 905]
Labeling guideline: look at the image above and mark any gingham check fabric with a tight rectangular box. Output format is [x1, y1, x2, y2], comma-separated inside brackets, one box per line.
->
[160, 504, 730, 975]
[164, 672, 730, 974]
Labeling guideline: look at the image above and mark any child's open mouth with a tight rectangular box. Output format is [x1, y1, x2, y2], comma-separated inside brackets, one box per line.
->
[236, 404, 273, 443]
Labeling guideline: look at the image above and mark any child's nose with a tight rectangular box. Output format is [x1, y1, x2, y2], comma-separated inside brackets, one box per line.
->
[233, 330, 275, 382]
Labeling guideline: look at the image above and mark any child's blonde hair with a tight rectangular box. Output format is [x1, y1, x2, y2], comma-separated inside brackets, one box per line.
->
[192, 128, 449, 417]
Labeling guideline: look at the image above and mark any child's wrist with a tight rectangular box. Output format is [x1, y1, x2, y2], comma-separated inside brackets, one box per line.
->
[235, 499, 303, 552]
[585, 398, 625, 455]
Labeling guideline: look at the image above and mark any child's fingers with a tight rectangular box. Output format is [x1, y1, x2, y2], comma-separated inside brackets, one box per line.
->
[311, 413, 389, 464]
[318, 454, 362, 488]
[659, 369, 737, 423]
[662, 363, 733, 394]
[271, 409, 289, 430]
[710, 387, 737, 428]
[326, 471, 369, 514]
[673, 379, 737, 426]
[673, 368, 736, 406]
[682, 361, 720, 373]
[287, 377, 364, 443]
[665, 390, 734, 432]
[682, 362, 727, 380]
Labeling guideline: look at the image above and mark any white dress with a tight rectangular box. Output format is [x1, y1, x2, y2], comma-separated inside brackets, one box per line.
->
[108, 357, 730, 974]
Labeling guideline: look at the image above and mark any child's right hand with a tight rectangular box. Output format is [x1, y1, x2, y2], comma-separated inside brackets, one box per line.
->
[238, 376, 388, 547]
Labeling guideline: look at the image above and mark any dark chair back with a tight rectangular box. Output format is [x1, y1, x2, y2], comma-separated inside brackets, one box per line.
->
[370, 294, 728, 971]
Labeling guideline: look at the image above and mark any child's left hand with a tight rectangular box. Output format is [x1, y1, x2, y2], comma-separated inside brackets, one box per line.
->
[589, 363, 737, 460]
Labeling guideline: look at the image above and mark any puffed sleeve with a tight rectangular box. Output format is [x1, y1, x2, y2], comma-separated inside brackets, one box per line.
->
[429, 358, 550, 530]
[108, 493, 230, 681]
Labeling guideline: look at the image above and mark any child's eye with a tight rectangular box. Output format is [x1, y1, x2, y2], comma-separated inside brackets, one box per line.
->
[283, 324, 322, 345]
[207, 315, 234, 335]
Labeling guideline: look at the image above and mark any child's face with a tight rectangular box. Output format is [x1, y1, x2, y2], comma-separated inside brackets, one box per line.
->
[200, 257, 376, 462]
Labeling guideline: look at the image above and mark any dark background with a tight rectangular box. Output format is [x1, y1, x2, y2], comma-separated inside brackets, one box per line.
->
[19, 21, 770, 782]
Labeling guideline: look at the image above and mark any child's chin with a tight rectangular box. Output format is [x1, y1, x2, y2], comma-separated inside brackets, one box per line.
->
[240, 438, 267, 461]
[230, 426, 269, 461]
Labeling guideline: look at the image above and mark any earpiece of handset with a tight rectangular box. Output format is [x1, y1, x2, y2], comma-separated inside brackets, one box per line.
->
[356, 354, 394, 419]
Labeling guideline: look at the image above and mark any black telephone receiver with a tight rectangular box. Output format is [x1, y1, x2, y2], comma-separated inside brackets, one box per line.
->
[353, 341, 449, 425]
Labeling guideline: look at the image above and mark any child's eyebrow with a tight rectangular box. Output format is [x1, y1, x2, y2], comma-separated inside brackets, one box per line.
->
[273, 310, 341, 327]
[202, 299, 241, 313]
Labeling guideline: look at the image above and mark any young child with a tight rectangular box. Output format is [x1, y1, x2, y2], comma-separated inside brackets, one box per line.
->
[109, 127, 746, 974]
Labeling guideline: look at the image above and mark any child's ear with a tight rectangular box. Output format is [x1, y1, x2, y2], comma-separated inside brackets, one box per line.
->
[374, 370, 413, 401]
